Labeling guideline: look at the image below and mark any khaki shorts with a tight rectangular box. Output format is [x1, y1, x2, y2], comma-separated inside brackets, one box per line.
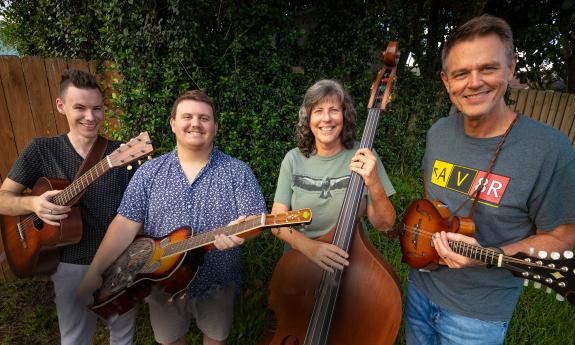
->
[148, 283, 236, 343]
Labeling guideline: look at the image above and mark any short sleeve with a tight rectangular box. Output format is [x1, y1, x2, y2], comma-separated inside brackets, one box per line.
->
[7, 139, 43, 189]
[374, 149, 396, 197]
[530, 156, 575, 231]
[273, 152, 294, 206]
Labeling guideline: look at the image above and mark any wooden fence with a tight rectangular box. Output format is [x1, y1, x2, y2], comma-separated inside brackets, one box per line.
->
[509, 88, 575, 147]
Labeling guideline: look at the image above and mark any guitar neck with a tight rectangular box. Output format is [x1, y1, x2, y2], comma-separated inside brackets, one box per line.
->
[161, 209, 312, 258]
[162, 216, 264, 257]
[52, 158, 111, 206]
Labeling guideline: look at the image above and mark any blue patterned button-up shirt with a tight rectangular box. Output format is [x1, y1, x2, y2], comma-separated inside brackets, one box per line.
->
[118, 148, 266, 297]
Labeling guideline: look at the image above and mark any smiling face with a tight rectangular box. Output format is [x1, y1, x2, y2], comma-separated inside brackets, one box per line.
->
[441, 34, 516, 123]
[170, 99, 217, 152]
[56, 85, 104, 140]
[309, 96, 344, 156]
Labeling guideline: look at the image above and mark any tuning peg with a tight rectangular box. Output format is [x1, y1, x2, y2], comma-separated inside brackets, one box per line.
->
[550, 252, 560, 260]
[127, 165, 133, 171]
[564, 250, 574, 259]
[538, 250, 548, 259]
[138, 160, 142, 165]
[523, 279, 529, 287]
[545, 278, 553, 294]
[148, 155, 153, 160]
[529, 247, 535, 256]
[556, 294, 565, 302]
[533, 274, 541, 289]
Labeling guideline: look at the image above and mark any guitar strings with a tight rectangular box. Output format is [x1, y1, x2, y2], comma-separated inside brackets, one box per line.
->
[13, 159, 110, 235]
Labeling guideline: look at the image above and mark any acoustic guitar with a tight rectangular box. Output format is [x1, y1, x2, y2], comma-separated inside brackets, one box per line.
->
[90, 208, 312, 320]
[0, 132, 154, 277]
[400, 198, 575, 305]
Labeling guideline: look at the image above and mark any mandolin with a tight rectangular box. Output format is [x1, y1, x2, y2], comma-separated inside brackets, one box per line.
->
[400, 198, 575, 304]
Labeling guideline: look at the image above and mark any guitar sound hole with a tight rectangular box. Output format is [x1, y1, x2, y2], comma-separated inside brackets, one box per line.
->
[33, 217, 44, 230]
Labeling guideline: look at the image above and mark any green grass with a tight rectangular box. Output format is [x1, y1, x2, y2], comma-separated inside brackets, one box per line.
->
[0, 173, 573, 344]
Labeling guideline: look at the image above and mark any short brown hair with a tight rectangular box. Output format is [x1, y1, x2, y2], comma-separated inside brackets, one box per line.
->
[59, 69, 102, 99]
[170, 90, 217, 122]
[442, 14, 514, 71]
[296, 79, 357, 158]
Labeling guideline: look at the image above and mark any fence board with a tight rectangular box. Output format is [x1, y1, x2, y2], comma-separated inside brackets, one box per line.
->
[530, 90, 548, 122]
[0, 80, 19, 181]
[0, 57, 37, 152]
[539, 91, 554, 124]
[560, 94, 575, 136]
[514, 89, 528, 114]
[45, 58, 70, 134]
[523, 89, 538, 117]
[553, 93, 570, 129]
[67, 59, 90, 72]
[546, 92, 562, 127]
[22, 57, 58, 137]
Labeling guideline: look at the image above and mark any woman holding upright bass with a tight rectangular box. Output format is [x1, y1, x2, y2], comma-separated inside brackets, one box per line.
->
[263, 77, 402, 345]
[271, 79, 396, 269]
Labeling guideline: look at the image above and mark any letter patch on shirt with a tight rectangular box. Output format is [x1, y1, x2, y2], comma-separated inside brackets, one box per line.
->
[431, 160, 510, 207]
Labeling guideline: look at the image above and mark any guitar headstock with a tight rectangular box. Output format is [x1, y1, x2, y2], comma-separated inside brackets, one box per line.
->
[108, 132, 154, 168]
[367, 41, 400, 110]
[504, 250, 575, 305]
[265, 208, 312, 227]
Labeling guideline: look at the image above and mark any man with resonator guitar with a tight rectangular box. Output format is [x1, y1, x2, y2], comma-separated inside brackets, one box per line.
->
[403, 15, 575, 345]
[0, 69, 142, 345]
[77, 90, 267, 345]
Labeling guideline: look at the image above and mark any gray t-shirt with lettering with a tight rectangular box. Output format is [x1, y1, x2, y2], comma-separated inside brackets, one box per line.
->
[411, 113, 575, 321]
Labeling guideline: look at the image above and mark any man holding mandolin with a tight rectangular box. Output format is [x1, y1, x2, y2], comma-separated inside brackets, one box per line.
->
[0, 69, 137, 344]
[78, 89, 266, 345]
[405, 15, 575, 344]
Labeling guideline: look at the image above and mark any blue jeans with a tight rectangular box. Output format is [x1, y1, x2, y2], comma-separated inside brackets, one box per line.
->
[405, 278, 509, 345]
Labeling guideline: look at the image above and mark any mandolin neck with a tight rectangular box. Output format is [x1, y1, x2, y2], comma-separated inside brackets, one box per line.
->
[448, 240, 503, 266]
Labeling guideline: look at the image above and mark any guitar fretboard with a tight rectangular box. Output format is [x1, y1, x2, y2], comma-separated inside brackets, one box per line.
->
[52, 159, 111, 206]
[162, 216, 265, 257]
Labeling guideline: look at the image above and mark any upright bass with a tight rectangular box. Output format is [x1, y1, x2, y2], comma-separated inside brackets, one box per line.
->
[261, 42, 402, 345]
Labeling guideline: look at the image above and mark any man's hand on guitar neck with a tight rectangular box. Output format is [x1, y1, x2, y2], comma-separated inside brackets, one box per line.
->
[213, 215, 248, 250]
[433, 231, 490, 269]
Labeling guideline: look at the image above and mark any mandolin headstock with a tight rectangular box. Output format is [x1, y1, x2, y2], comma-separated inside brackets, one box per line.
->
[503, 250, 575, 305]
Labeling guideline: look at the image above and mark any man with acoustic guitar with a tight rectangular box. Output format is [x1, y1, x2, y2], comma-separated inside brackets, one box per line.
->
[405, 14, 575, 345]
[78, 89, 266, 345]
[0, 69, 137, 344]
